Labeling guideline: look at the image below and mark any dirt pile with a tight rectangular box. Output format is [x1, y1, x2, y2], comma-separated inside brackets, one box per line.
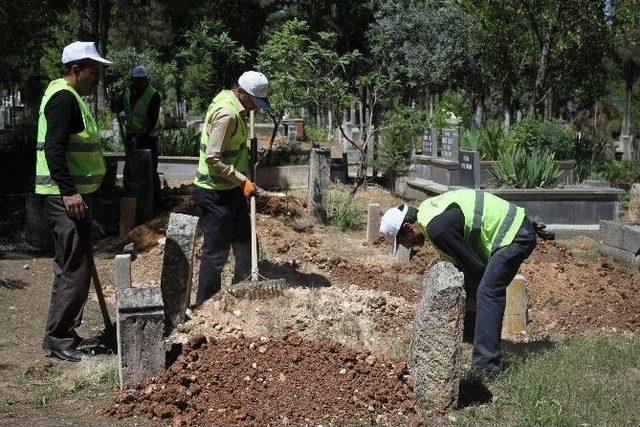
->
[256, 195, 305, 218]
[107, 334, 417, 426]
[522, 240, 640, 335]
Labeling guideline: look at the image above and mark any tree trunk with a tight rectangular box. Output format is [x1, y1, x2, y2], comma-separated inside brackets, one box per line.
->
[531, 3, 560, 118]
[544, 87, 553, 119]
[474, 93, 484, 127]
[503, 87, 512, 129]
[622, 78, 633, 137]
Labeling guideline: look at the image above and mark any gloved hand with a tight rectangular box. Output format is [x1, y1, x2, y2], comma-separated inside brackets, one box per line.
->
[532, 221, 555, 241]
[241, 179, 256, 197]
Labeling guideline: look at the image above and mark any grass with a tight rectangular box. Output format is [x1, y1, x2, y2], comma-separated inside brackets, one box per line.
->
[456, 334, 640, 427]
[329, 192, 364, 231]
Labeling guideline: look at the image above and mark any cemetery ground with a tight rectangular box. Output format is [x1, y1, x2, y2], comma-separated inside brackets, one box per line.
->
[1, 184, 639, 426]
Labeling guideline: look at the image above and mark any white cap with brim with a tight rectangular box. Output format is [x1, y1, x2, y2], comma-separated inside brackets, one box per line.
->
[238, 71, 272, 111]
[379, 205, 409, 239]
[132, 65, 149, 78]
[61, 41, 112, 65]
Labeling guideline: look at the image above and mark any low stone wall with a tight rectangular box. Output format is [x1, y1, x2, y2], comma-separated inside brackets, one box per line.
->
[256, 165, 310, 190]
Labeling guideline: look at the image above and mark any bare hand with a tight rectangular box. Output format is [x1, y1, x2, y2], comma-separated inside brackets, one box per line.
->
[62, 194, 86, 220]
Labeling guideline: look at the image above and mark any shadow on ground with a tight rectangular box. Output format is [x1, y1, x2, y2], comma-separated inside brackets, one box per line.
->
[259, 260, 331, 288]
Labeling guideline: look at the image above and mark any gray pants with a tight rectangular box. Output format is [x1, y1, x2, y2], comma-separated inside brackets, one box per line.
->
[41, 195, 93, 351]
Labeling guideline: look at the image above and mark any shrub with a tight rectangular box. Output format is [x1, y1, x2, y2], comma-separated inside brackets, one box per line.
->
[305, 124, 330, 145]
[590, 160, 638, 189]
[493, 146, 561, 188]
[260, 139, 308, 167]
[329, 193, 363, 231]
[504, 118, 574, 160]
[461, 120, 506, 160]
[376, 106, 429, 179]
[158, 128, 199, 156]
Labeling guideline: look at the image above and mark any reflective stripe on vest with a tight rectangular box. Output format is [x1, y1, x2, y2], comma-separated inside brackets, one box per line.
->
[194, 90, 248, 191]
[416, 189, 525, 261]
[124, 85, 157, 134]
[35, 78, 105, 195]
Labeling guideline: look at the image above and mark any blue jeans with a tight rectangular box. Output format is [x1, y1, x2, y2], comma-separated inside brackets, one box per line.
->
[193, 186, 251, 304]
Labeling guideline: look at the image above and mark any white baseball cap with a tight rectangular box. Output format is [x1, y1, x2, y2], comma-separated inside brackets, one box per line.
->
[132, 65, 149, 78]
[379, 205, 410, 238]
[61, 41, 112, 65]
[238, 71, 272, 111]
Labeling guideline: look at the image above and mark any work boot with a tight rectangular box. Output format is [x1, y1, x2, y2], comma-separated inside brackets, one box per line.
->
[47, 348, 89, 362]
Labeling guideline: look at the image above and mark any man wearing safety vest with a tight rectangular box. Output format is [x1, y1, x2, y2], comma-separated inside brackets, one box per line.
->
[193, 71, 271, 305]
[379, 189, 554, 377]
[113, 65, 161, 200]
[36, 42, 111, 362]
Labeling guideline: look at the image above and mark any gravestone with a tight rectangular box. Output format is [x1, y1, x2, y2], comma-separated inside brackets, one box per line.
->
[629, 184, 640, 223]
[129, 149, 154, 223]
[366, 203, 381, 244]
[441, 128, 459, 162]
[422, 128, 437, 157]
[160, 213, 199, 335]
[115, 254, 165, 389]
[459, 150, 480, 189]
[307, 148, 331, 223]
[410, 262, 465, 413]
[503, 275, 527, 334]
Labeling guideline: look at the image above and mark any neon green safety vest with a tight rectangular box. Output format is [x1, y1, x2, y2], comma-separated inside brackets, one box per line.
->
[124, 85, 158, 135]
[35, 78, 105, 195]
[417, 189, 525, 261]
[194, 90, 248, 191]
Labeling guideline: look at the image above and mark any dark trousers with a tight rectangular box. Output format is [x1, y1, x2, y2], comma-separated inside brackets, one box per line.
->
[194, 186, 251, 305]
[42, 195, 94, 351]
[123, 134, 161, 202]
[464, 218, 537, 372]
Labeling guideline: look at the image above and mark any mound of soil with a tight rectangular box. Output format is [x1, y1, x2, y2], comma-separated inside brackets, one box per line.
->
[256, 195, 305, 218]
[107, 334, 417, 426]
[523, 241, 640, 335]
[330, 259, 419, 302]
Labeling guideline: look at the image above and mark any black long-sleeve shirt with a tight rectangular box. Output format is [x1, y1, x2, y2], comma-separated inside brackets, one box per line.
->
[425, 205, 486, 280]
[43, 90, 84, 196]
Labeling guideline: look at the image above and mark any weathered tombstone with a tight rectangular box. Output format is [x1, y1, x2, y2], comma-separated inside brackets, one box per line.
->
[115, 254, 165, 389]
[366, 203, 381, 243]
[307, 148, 330, 224]
[410, 262, 466, 413]
[441, 128, 460, 162]
[629, 184, 640, 223]
[503, 275, 527, 334]
[459, 150, 480, 189]
[422, 128, 438, 157]
[119, 197, 137, 237]
[160, 213, 199, 335]
[395, 245, 411, 263]
[129, 148, 154, 223]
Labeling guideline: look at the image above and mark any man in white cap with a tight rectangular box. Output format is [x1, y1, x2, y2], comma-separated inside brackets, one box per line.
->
[36, 41, 111, 362]
[112, 65, 161, 201]
[193, 71, 271, 304]
[380, 189, 552, 378]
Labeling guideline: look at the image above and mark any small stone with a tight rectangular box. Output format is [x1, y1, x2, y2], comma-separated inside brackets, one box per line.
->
[339, 368, 347, 375]
[258, 346, 267, 354]
[22, 264, 29, 269]
[365, 355, 376, 365]
[243, 375, 251, 381]
[367, 405, 375, 412]
[249, 343, 257, 350]
[157, 237, 166, 245]
[252, 363, 258, 369]
[215, 324, 223, 331]
[259, 336, 269, 342]
[233, 310, 242, 317]
[224, 327, 233, 333]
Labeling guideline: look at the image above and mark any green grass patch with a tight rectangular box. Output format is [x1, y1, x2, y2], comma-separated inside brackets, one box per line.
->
[329, 193, 363, 231]
[492, 335, 640, 427]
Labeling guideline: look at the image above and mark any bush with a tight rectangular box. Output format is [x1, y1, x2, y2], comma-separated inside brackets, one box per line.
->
[376, 106, 429, 179]
[461, 120, 506, 160]
[158, 128, 199, 156]
[590, 160, 638, 189]
[504, 118, 574, 160]
[260, 139, 308, 167]
[493, 146, 561, 188]
[304, 124, 330, 145]
[329, 193, 363, 231]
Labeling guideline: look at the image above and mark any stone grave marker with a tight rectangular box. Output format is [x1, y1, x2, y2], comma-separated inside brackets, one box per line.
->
[422, 127, 437, 157]
[129, 148, 154, 223]
[459, 150, 480, 189]
[366, 203, 381, 244]
[441, 128, 460, 162]
[307, 148, 331, 224]
[160, 213, 199, 335]
[410, 262, 465, 413]
[503, 274, 527, 334]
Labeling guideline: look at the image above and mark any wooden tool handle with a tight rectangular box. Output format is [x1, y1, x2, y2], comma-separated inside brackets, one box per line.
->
[250, 195, 258, 282]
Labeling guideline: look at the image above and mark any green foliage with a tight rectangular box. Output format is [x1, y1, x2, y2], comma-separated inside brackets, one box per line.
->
[590, 160, 638, 189]
[257, 19, 360, 117]
[496, 336, 640, 427]
[261, 139, 308, 167]
[178, 19, 249, 112]
[329, 193, 363, 231]
[493, 146, 561, 188]
[504, 119, 575, 160]
[376, 106, 429, 179]
[304, 124, 331, 145]
[100, 136, 124, 153]
[431, 91, 473, 130]
[461, 120, 506, 160]
[158, 128, 199, 156]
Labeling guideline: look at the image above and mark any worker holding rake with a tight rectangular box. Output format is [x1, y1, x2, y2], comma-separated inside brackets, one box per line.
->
[380, 189, 554, 377]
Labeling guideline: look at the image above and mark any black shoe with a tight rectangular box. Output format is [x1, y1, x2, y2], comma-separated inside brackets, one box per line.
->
[47, 348, 88, 362]
[462, 366, 501, 384]
[75, 335, 100, 350]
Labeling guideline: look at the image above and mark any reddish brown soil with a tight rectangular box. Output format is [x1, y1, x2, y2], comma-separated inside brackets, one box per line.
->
[107, 334, 417, 426]
[330, 258, 420, 302]
[522, 240, 640, 335]
[256, 195, 305, 217]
